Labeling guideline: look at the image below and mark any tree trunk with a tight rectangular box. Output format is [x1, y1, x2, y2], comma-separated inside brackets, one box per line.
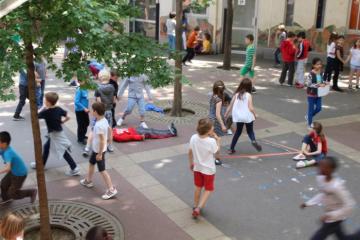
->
[170, 0, 183, 117]
[223, 0, 233, 70]
[24, 41, 52, 240]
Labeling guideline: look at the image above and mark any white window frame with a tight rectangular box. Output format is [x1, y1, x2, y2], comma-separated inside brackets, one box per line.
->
[284, 0, 295, 27]
[315, 0, 326, 30]
[347, 0, 360, 33]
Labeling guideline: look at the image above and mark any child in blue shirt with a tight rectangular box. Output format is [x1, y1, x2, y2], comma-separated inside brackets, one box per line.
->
[0, 131, 37, 203]
[75, 79, 90, 145]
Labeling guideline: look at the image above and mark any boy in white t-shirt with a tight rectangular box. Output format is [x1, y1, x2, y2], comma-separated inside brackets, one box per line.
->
[189, 118, 220, 219]
[80, 102, 117, 200]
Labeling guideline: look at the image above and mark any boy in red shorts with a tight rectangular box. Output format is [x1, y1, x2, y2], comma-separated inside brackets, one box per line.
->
[188, 118, 220, 219]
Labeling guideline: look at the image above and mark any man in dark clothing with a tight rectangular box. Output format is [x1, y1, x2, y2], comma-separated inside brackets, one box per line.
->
[13, 70, 28, 121]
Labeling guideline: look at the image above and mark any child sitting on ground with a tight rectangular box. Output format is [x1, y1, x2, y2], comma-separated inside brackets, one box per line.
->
[301, 156, 360, 240]
[189, 118, 220, 219]
[0, 131, 37, 204]
[293, 121, 327, 168]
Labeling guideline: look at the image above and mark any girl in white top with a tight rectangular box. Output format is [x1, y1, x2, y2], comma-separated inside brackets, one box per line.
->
[323, 32, 338, 83]
[225, 78, 262, 154]
[346, 39, 360, 89]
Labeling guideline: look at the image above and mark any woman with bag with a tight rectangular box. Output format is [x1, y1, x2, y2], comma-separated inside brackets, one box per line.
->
[225, 78, 262, 154]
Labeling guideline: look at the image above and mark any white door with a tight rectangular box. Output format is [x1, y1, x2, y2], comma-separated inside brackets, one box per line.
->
[232, 0, 258, 54]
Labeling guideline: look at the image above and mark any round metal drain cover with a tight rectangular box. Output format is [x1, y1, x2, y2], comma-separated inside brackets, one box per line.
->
[11, 200, 124, 240]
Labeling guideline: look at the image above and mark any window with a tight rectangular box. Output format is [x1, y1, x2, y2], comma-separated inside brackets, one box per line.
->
[349, 0, 360, 30]
[285, 0, 295, 26]
[316, 0, 326, 28]
[130, 0, 157, 38]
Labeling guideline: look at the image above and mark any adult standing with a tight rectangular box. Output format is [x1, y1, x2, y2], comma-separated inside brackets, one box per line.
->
[13, 69, 28, 121]
[166, 12, 176, 51]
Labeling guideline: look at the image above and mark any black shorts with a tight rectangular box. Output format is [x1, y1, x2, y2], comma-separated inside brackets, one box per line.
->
[89, 151, 106, 172]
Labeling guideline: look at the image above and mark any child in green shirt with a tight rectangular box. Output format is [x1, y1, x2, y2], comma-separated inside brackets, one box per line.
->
[240, 34, 257, 93]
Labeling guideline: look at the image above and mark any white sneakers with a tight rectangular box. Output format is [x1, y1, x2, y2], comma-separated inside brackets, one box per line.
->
[227, 129, 233, 135]
[116, 118, 124, 127]
[80, 179, 118, 200]
[296, 159, 316, 169]
[293, 153, 307, 161]
[140, 121, 148, 129]
[65, 167, 81, 176]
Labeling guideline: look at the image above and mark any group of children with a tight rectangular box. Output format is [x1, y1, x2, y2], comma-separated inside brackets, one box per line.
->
[277, 27, 360, 92]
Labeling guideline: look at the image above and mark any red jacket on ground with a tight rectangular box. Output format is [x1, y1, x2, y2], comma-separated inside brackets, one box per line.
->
[280, 39, 297, 62]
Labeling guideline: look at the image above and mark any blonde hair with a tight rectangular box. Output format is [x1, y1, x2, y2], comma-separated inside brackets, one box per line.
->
[99, 69, 110, 83]
[0, 213, 24, 240]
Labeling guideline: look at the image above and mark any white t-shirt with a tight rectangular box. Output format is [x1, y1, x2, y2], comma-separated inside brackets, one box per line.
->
[327, 42, 336, 58]
[350, 48, 360, 66]
[166, 18, 176, 36]
[232, 92, 255, 123]
[92, 117, 109, 153]
[189, 134, 218, 175]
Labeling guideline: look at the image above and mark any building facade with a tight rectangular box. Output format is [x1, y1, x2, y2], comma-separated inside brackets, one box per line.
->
[131, 0, 360, 57]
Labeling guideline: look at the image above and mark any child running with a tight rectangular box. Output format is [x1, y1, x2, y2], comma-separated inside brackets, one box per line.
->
[226, 78, 262, 154]
[117, 74, 153, 129]
[346, 39, 360, 90]
[208, 81, 227, 165]
[0, 213, 25, 240]
[75, 78, 90, 145]
[0, 131, 37, 204]
[189, 118, 220, 219]
[80, 102, 117, 200]
[31, 92, 80, 176]
[306, 58, 327, 129]
[240, 34, 257, 93]
[293, 122, 327, 168]
[301, 156, 360, 240]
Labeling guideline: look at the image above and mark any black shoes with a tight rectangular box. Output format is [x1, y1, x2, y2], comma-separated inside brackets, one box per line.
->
[215, 159, 222, 165]
[252, 141, 262, 152]
[13, 115, 25, 121]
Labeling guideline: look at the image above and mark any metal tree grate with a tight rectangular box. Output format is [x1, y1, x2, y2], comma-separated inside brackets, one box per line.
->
[11, 200, 124, 240]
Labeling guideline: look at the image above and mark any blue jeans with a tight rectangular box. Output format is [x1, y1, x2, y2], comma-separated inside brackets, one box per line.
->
[307, 96, 322, 126]
[123, 97, 146, 118]
[168, 35, 176, 51]
[230, 122, 256, 150]
[303, 135, 325, 162]
[36, 87, 42, 109]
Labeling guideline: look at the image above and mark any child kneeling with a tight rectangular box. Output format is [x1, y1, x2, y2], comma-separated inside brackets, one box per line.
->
[293, 122, 328, 168]
[189, 118, 220, 219]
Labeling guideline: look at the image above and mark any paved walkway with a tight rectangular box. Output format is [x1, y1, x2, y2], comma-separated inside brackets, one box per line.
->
[0, 53, 360, 240]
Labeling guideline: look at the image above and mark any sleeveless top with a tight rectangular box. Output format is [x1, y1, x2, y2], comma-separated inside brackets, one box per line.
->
[232, 92, 255, 123]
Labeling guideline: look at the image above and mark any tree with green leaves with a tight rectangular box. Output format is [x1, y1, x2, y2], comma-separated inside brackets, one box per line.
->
[0, 0, 172, 238]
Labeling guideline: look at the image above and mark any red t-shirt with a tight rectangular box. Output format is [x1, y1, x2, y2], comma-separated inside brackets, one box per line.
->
[309, 131, 328, 154]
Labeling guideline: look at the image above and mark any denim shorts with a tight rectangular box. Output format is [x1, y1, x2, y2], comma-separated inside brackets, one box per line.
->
[351, 64, 360, 71]
[124, 97, 146, 116]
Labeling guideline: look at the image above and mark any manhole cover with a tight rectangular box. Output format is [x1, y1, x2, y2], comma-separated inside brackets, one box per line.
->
[10, 200, 124, 240]
[145, 100, 209, 125]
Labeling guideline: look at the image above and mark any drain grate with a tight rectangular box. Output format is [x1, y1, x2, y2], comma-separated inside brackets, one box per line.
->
[11, 200, 124, 240]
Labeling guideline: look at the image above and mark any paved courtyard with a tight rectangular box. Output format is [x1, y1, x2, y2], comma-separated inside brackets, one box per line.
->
[0, 53, 360, 240]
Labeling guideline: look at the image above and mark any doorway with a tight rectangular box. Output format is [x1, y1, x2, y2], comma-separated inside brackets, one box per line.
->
[231, 0, 258, 54]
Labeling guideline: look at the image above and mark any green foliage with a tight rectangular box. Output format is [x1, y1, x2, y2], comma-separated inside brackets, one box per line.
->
[189, 0, 214, 13]
[0, 0, 173, 100]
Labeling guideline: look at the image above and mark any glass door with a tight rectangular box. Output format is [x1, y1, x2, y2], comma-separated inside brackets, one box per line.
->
[130, 0, 157, 39]
[232, 0, 258, 54]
